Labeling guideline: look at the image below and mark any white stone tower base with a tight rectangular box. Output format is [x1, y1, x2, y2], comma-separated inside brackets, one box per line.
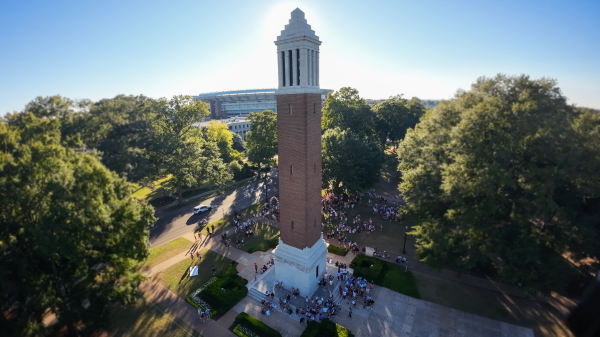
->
[273, 234, 328, 297]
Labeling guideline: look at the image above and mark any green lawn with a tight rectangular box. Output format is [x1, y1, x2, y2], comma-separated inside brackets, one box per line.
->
[380, 263, 420, 298]
[139, 237, 193, 271]
[235, 222, 279, 253]
[109, 297, 201, 337]
[350, 254, 420, 299]
[324, 201, 407, 257]
[155, 249, 237, 298]
[132, 175, 172, 202]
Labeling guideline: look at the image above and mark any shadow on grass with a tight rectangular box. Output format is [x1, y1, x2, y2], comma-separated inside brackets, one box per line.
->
[109, 297, 201, 337]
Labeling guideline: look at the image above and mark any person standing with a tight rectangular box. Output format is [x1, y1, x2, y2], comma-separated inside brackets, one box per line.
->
[196, 251, 200, 259]
[190, 253, 194, 260]
[255, 263, 258, 273]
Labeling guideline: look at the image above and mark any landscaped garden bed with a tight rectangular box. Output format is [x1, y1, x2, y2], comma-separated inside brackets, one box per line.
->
[350, 254, 420, 298]
[185, 262, 248, 318]
[327, 244, 348, 256]
[300, 319, 353, 337]
[232, 312, 282, 337]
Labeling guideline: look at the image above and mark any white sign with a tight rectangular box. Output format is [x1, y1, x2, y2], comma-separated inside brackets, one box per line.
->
[190, 266, 198, 277]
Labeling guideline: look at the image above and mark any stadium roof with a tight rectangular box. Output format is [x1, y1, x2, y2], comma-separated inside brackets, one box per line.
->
[194, 89, 276, 102]
[193, 88, 332, 102]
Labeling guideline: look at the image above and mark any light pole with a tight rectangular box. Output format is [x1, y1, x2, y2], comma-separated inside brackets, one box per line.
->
[402, 226, 408, 254]
[264, 181, 268, 203]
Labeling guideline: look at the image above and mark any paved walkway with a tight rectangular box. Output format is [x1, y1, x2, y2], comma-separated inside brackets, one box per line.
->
[141, 218, 537, 337]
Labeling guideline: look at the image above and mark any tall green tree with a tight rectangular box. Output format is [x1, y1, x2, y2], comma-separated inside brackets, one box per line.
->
[231, 132, 245, 152]
[3, 95, 158, 182]
[0, 116, 156, 337]
[322, 127, 385, 194]
[149, 95, 230, 200]
[372, 95, 426, 150]
[322, 87, 377, 139]
[397, 74, 600, 295]
[246, 110, 278, 178]
[205, 120, 237, 163]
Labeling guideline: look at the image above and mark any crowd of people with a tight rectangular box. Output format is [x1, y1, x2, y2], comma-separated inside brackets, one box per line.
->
[257, 202, 280, 223]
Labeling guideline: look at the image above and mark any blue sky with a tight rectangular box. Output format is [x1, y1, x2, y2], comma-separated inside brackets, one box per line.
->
[1, 0, 599, 114]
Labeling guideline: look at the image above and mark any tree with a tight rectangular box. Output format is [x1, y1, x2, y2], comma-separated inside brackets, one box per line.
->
[322, 127, 385, 194]
[397, 74, 600, 295]
[0, 116, 156, 336]
[372, 95, 426, 150]
[322, 87, 377, 139]
[149, 95, 230, 200]
[246, 110, 278, 179]
[231, 132, 245, 152]
[205, 120, 236, 162]
[3, 95, 158, 182]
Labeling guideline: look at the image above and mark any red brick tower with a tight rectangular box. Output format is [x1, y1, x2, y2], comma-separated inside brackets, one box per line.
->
[273, 8, 328, 297]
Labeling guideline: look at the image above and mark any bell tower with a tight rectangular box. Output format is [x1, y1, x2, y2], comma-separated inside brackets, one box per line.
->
[273, 8, 328, 297]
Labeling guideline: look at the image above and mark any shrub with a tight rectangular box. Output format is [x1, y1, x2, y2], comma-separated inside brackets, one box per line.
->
[199, 273, 248, 315]
[234, 312, 282, 337]
[350, 254, 386, 283]
[350, 254, 421, 299]
[300, 319, 353, 337]
[327, 244, 348, 256]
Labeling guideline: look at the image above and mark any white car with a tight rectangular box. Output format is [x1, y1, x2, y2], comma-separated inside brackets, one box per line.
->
[193, 205, 212, 214]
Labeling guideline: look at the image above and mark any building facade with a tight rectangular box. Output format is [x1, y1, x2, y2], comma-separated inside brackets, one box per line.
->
[273, 8, 330, 297]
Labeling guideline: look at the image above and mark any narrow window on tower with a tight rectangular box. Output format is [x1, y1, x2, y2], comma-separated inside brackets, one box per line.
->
[316, 266, 319, 278]
[291, 221, 294, 231]
[314, 163, 316, 173]
[296, 49, 300, 86]
[289, 104, 292, 115]
[290, 165, 293, 175]
[313, 102, 316, 114]
[314, 218, 316, 228]
[281, 51, 286, 87]
[288, 50, 293, 86]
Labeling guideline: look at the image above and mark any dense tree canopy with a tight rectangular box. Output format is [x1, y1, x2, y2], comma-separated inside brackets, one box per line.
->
[0, 116, 156, 336]
[372, 95, 426, 150]
[322, 87, 377, 139]
[148, 96, 231, 199]
[3, 95, 158, 181]
[398, 75, 600, 295]
[246, 110, 278, 178]
[322, 127, 385, 194]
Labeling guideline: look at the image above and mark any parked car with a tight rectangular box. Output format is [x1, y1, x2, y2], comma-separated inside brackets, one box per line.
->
[193, 204, 211, 214]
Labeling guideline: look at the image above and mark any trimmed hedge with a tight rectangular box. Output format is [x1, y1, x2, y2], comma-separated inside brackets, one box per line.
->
[327, 244, 348, 256]
[349, 254, 385, 283]
[350, 254, 420, 298]
[234, 312, 282, 337]
[199, 270, 248, 316]
[300, 319, 353, 337]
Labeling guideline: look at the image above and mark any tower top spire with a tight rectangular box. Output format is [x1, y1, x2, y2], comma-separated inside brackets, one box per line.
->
[276, 8, 319, 42]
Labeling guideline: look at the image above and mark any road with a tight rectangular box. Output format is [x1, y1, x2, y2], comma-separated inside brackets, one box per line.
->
[149, 170, 279, 248]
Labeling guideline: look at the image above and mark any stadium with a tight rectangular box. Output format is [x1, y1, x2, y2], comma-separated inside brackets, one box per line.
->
[193, 88, 332, 119]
